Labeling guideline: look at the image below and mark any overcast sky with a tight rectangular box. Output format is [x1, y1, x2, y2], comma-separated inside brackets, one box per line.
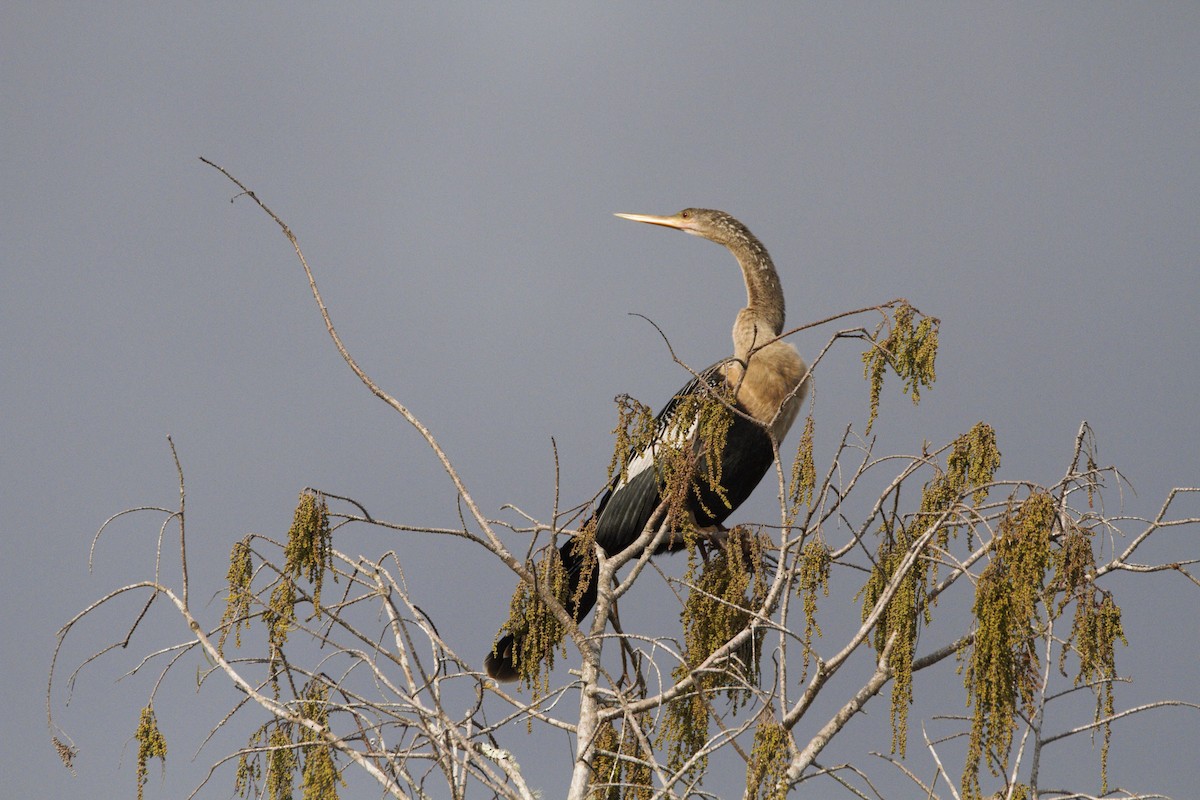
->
[4, 5, 1198, 798]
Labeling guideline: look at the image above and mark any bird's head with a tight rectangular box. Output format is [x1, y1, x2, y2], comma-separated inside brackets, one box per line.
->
[614, 208, 747, 248]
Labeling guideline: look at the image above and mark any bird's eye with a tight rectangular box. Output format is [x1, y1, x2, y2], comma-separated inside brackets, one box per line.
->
[680, 210, 691, 219]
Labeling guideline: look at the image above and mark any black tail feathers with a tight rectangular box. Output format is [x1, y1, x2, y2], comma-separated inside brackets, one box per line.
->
[483, 539, 599, 682]
[484, 633, 520, 681]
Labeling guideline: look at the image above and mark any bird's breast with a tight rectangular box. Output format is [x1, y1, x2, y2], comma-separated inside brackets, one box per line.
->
[722, 341, 808, 442]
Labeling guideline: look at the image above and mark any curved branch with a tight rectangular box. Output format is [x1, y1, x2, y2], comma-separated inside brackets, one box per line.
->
[1040, 701, 1200, 747]
[199, 158, 525, 579]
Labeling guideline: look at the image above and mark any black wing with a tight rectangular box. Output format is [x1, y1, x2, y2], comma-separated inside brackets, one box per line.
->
[591, 361, 775, 554]
[485, 362, 777, 681]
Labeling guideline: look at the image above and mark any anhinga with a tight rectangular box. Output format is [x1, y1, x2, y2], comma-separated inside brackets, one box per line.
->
[485, 209, 808, 682]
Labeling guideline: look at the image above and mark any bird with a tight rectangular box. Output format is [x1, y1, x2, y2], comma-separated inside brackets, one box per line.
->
[485, 208, 809, 682]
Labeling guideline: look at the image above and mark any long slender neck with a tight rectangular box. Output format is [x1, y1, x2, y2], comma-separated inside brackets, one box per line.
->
[726, 230, 785, 360]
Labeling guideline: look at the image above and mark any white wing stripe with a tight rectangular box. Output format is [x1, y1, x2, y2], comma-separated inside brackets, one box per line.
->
[615, 418, 700, 490]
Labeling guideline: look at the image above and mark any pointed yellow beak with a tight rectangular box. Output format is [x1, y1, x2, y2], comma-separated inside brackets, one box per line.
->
[614, 211, 697, 233]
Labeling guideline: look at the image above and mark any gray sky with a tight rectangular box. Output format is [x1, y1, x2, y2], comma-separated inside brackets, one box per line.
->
[4, 5, 1198, 798]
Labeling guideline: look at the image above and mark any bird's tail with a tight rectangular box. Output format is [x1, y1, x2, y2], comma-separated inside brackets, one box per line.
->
[483, 632, 521, 682]
[484, 537, 599, 682]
